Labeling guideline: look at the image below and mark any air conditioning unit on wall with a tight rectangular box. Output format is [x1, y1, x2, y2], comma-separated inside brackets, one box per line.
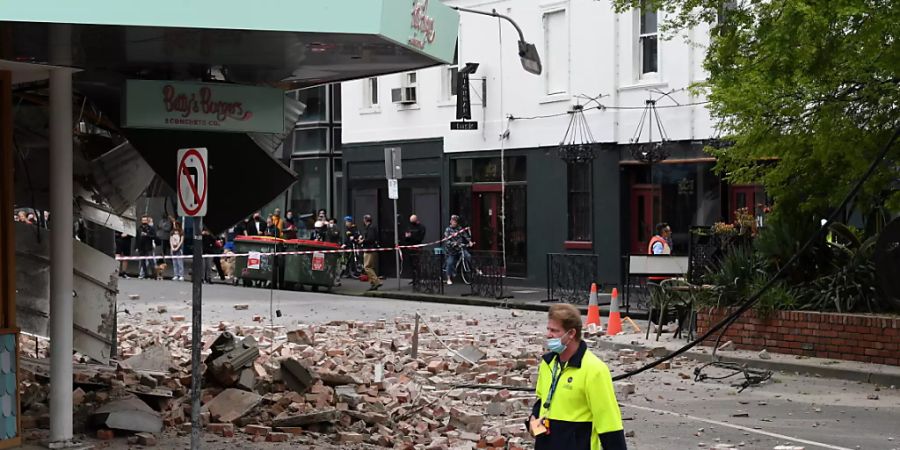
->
[391, 86, 417, 104]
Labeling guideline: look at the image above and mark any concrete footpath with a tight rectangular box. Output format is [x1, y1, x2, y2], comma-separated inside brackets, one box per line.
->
[594, 330, 900, 387]
[328, 276, 648, 317]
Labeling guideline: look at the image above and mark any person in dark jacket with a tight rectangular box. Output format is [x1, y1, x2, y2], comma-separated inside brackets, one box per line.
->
[326, 218, 342, 244]
[156, 215, 173, 257]
[361, 214, 382, 290]
[137, 215, 156, 279]
[115, 231, 133, 279]
[251, 211, 265, 236]
[403, 214, 427, 285]
[343, 216, 360, 248]
[201, 227, 226, 283]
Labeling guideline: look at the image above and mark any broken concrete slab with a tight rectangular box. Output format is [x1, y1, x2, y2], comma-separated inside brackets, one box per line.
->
[453, 345, 486, 364]
[92, 396, 163, 433]
[202, 389, 262, 424]
[123, 344, 175, 374]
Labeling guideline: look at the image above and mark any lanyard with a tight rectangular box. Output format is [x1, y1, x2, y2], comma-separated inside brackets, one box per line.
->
[542, 358, 567, 411]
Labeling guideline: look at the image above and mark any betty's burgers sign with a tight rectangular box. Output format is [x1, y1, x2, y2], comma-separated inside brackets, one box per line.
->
[124, 80, 285, 133]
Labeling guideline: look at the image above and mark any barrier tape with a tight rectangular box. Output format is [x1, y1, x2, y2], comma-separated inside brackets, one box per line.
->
[115, 227, 471, 261]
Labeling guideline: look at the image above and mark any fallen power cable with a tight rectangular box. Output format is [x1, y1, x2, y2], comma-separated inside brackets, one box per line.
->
[611, 126, 900, 386]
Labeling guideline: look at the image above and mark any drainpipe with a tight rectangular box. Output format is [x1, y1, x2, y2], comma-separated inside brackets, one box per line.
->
[49, 66, 74, 444]
[688, 26, 696, 140]
[613, 12, 621, 144]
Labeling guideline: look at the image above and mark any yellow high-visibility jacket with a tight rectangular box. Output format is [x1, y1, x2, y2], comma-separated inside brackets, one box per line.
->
[532, 340, 626, 450]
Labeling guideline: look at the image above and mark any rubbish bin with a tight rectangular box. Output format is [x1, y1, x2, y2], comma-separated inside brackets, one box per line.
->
[282, 239, 342, 291]
[233, 235, 285, 287]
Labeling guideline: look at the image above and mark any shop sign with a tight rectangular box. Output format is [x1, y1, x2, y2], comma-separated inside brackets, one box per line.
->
[124, 80, 284, 133]
[409, 0, 436, 50]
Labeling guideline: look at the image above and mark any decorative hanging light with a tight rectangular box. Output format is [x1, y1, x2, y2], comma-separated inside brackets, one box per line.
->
[628, 98, 672, 163]
[557, 104, 598, 163]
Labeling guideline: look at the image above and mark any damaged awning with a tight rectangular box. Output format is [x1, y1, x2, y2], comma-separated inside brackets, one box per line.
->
[0, 0, 458, 87]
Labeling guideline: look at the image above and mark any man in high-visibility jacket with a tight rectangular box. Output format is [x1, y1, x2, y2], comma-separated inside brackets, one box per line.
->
[528, 304, 628, 450]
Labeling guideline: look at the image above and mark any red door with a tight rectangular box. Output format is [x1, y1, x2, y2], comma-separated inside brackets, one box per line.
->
[729, 185, 757, 220]
[471, 185, 501, 251]
[630, 185, 661, 254]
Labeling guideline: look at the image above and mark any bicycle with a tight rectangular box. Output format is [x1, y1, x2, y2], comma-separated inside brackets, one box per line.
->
[446, 241, 474, 285]
[339, 242, 363, 280]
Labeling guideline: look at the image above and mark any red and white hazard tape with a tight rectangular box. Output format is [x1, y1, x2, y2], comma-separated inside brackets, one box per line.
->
[115, 227, 470, 261]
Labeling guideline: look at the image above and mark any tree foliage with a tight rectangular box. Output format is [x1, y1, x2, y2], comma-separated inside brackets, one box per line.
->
[611, 0, 900, 219]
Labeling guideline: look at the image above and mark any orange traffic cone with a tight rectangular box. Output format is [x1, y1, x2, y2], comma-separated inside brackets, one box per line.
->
[585, 283, 602, 328]
[606, 288, 623, 336]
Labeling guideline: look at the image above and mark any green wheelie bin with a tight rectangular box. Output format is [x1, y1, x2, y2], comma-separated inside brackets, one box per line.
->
[282, 239, 341, 291]
[233, 235, 285, 288]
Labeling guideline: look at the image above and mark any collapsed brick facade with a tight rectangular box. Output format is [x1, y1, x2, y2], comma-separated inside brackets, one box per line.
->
[696, 308, 900, 366]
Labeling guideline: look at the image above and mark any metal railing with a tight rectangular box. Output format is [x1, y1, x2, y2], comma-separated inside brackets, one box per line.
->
[546, 253, 601, 304]
[411, 248, 445, 295]
[466, 250, 509, 300]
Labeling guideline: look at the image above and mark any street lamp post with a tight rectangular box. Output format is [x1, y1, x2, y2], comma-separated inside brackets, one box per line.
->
[452, 7, 542, 76]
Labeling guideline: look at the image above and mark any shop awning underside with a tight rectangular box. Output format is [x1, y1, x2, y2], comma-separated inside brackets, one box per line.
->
[0, 0, 458, 88]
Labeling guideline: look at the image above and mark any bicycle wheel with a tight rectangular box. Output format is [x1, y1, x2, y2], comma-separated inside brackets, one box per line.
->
[459, 257, 473, 285]
[348, 253, 363, 279]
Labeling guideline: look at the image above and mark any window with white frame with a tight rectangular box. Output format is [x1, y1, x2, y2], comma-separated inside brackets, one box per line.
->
[391, 72, 418, 104]
[363, 77, 378, 108]
[638, 3, 659, 77]
[443, 66, 459, 101]
[542, 9, 568, 96]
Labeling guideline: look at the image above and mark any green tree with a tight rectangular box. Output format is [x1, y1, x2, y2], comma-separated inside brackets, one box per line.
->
[612, 0, 900, 222]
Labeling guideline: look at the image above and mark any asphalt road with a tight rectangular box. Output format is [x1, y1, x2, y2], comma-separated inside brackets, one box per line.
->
[117, 278, 900, 450]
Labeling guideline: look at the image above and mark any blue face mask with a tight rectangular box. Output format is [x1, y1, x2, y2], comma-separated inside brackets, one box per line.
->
[546, 333, 570, 353]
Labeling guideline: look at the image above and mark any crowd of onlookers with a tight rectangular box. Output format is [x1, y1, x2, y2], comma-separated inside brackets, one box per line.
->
[13, 210, 49, 227]
[235, 208, 345, 243]
[114, 208, 359, 282]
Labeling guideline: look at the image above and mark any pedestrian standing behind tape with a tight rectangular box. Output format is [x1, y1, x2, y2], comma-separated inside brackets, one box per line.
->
[361, 214, 382, 291]
[528, 304, 627, 450]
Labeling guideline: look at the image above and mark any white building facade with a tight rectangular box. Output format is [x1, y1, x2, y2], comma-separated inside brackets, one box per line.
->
[340, 0, 758, 287]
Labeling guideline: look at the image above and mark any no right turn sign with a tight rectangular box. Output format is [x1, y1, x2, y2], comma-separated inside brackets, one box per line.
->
[177, 148, 208, 217]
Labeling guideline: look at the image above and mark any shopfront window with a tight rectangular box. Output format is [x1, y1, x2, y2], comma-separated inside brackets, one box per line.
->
[451, 156, 527, 183]
[292, 127, 329, 155]
[567, 162, 592, 242]
[450, 155, 527, 277]
[290, 158, 329, 228]
[629, 162, 721, 254]
[296, 86, 327, 123]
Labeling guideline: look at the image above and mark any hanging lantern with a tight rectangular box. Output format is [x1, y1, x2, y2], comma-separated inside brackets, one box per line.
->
[557, 105, 598, 163]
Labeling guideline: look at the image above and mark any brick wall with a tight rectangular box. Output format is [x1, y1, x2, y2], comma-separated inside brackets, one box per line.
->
[695, 308, 900, 366]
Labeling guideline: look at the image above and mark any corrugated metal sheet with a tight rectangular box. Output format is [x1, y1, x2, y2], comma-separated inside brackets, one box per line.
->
[89, 142, 156, 214]
[14, 222, 117, 364]
[248, 94, 306, 155]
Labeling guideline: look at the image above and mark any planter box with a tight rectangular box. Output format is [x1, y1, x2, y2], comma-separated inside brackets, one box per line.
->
[696, 307, 900, 366]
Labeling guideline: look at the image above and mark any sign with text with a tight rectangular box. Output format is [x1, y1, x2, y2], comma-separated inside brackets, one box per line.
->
[450, 121, 478, 130]
[388, 178, 399, 200]
[125, 80, 285, 133]
[176, 148, 208, 217]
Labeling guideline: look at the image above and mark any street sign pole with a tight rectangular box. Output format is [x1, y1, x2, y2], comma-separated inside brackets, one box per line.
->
[385, 148, 402, 289]
[177, 147, 208, 450]
[393, 192, 400, 290]
[190, 216, 203, 450]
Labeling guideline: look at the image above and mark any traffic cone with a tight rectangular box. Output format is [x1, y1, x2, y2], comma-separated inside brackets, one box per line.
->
[606, 288, 623, 336]
[585, 283, 602, 328]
